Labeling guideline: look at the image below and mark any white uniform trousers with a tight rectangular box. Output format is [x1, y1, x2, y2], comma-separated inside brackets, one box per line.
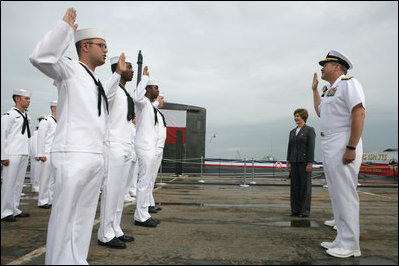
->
[126, 159, 138, 198]
[321, 131, 362, 251]
[134, 149, 156, 222]
[149, 151, 163, 206]
[98, 142, 132, 242]
[38, 153, 55, 206]
[45, 152, 104, 265]
[30, 157, 41, 192]
[1, 155, 28, 218]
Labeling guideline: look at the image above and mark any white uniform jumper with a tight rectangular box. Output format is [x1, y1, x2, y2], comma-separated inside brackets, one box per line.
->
[133, 75, 157, 222]
[98, 83, 136, 243]
[318, 75, 365, 251]
[29, 20, 119, 265]
[149, 103, 167, 207]
[30, 129, 41, 192]
[1, 107, 31, 218]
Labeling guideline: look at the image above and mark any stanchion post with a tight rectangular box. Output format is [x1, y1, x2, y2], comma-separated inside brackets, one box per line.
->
[240, 157, 249, 187]
[198, 156, 204, 183]
[250, 157, 256, 184]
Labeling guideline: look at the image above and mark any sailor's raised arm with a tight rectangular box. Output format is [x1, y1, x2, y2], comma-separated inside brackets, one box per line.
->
[133, 66, 150, 105]
[29, 8, 77, 81]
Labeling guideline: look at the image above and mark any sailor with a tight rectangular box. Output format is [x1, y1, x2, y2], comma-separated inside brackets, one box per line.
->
[148, 93, 167, 214]
[29, 7, 126, 264]
[1, 89, 32, 222]
[30, 115, 45, 193]
[133, 65, 160, 227]
[312, 50, 366, 258]
[97, 55, 135, 249]
[36, 101, 57, 209]
[125, 115, 139, 203]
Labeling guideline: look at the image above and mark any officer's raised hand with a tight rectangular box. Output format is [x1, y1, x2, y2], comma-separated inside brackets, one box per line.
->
[312, 73, 319, 92]
[143, 66, 149, 77]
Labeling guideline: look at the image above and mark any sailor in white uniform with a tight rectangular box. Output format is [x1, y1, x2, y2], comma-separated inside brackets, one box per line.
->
[1, 89, 32, 222]
[133, 66, 160, 227]
[148, 93, 167, 214]
[312, 50, 366, 258]
[125, 116, 138, 203]
[29, 7, 126, 265]
[30, 115, 45, 193]
[97, 55, 135, 249]
[36, 101, 57, 209]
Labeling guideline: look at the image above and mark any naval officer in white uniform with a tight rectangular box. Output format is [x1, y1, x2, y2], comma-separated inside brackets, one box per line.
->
[29, 7, 126, 265]
[1, 89, 32, 222]
[133, 66, 160, 227]
[312, 50, 365, 258]
[36, 101, 57, 209]
[97, 55, 135, 249]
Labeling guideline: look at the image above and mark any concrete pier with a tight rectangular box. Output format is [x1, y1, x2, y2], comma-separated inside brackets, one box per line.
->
[1, 174, 397, 265]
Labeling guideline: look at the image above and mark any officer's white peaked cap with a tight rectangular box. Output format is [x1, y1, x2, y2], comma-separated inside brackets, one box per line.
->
[12, 89, 31, 98]
[319, 50, 353, 70]
[110, 55, 133, 65]
[74, 28, 105, 43]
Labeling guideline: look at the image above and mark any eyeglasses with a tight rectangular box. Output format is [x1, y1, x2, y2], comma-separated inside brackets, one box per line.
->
[87, 42, 107, 50]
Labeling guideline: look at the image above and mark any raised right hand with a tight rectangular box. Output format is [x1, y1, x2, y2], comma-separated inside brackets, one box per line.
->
[143, 66, 149, 76]
[312, 73, 319, 92]
[63, 7, 78, 30]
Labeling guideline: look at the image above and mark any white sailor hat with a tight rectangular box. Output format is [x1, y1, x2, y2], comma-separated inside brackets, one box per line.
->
[147, 79, 159, 86]
[110, 55, 133, 65]
[319, 50, 353, 70]
[37, 114, 46, 120]
[74, 28, 105, 43]
[50, 100, 57, 107]
[12, 89, 31, 97]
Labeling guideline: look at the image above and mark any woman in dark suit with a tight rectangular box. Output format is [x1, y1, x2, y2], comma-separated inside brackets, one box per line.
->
[287, 108, 316, 217]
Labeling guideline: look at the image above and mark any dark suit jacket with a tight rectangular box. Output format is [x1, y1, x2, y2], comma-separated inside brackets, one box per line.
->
[286, 124, 316, 163]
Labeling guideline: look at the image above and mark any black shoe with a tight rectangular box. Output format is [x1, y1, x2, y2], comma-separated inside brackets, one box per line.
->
[117, 234, 135, 242]
[291, 213, 299, 217]
[14, 212, 30, 218]
[154, 206, 162, 211]
[134, 218, 157, 227]
[38, 204, 51, 209]
[98, 237, 127, 249]
[1, 215, 16, 222]
[148, 206, 158, 214]
[299, 214, 309, 217]
[150, 217, 160, 225]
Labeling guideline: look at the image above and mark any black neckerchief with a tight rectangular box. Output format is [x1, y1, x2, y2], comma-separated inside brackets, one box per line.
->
[119, 84, 135, 121]
[153, 107, 166, 127]
[51, 116, 57, 123]
[13, 108, 31, 138]
[79, 63, 109, 116]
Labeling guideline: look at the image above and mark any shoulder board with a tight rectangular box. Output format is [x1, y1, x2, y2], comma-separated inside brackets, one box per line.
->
[44, 118, 48, 121]
[342, 76, 353, 80]
[65, 56, 72, 61]
[3, 112, 10, 115]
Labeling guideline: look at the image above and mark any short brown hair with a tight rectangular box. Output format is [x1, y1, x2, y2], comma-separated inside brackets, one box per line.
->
[294, 108, 308, 123]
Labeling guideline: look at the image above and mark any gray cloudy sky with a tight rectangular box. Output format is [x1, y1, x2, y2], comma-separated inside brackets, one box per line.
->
[1, 1, 398, 161]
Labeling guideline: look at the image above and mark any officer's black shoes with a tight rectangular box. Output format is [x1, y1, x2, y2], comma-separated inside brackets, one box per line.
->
[38, 204, 51, 209]
[117, 234, 135, 242]
[98, 237, 127, 249]
[134, 218, 158, 227]
[1, 215, 16, 222]
[14, 212, 30, 218]
[148, 206, 158, 213]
